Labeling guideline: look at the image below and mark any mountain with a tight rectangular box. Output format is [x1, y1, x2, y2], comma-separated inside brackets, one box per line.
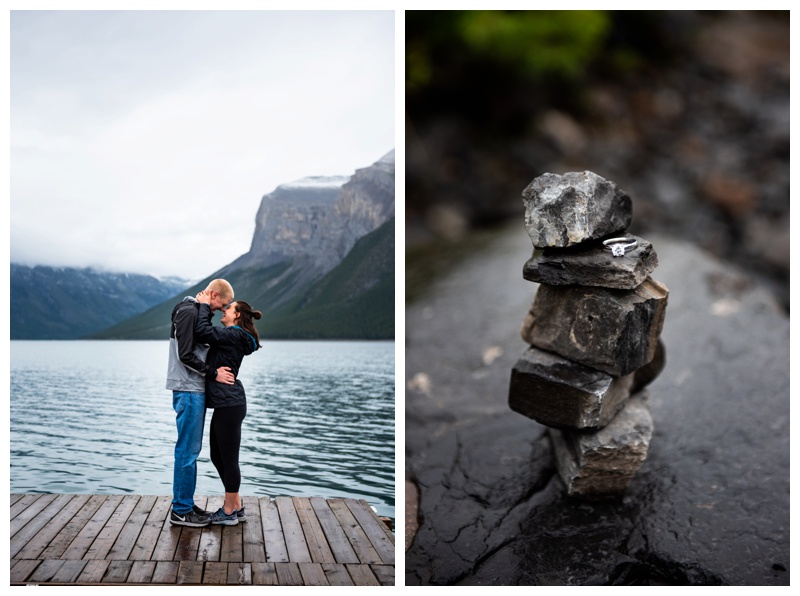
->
[90, 151, 395, 340]
[10, 264, 191, 339]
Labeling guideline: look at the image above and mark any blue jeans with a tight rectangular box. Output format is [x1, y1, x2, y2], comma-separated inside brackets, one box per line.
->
[172, 391, 206, 514]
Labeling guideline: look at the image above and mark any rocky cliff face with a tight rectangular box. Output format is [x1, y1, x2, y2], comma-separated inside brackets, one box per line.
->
[87, 151, 396, 339]
[238, 151, 395, 277]
[336, 150, 396, 247]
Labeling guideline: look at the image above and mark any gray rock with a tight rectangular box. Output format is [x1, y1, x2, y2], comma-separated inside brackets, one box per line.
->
[509, 346, 635, 430]
[522, 278, 669, 376]
[406, 224, 788, 585]
[522, 235, 658, 289]
[522, 171, 632, 248]
[631, 340, 665, 393]
[548, 392, 654, 499]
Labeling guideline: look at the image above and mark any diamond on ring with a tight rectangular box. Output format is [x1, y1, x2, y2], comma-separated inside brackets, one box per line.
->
[603, 237, 638, 258]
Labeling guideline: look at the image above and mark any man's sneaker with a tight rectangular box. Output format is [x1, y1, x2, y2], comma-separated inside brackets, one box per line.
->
[193, 504, 210, 516]
[235, 506, 246, 523]
[170, 509, 211, 527]
[210, 507, 239, 526]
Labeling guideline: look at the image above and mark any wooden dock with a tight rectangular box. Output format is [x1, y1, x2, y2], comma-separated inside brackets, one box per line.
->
[10, 494, 395, 586]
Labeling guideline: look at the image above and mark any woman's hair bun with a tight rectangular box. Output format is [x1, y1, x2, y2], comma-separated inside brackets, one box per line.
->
[252, 310, 262, 320]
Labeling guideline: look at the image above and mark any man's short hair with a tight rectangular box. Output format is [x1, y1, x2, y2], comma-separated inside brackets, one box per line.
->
[207, 279, 234, 303]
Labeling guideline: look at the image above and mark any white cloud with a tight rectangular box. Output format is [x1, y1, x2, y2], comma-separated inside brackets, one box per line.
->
[10, 9, 394, 279]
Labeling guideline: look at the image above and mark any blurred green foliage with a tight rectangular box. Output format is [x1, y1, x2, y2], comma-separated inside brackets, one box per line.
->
[407, 11, 612, 94]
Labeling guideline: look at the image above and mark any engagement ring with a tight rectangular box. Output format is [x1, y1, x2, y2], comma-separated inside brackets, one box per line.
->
[603, 237, 638, 257]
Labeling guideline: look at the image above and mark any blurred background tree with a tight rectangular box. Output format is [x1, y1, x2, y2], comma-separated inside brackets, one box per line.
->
[406, 10, 789, 308]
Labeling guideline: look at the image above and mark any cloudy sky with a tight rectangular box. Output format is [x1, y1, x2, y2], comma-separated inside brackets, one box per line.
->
[9, 9, 394, 280]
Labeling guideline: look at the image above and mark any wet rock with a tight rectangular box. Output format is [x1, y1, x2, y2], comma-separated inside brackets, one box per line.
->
[548, 392, 653, 499]
[631, 340, 665, 394]
[522, 278, 669, 376]
[509, 346, 635, 430]
[406, 225, 788, 586]
[522, 235, 658, 289]
[522, 171, 632, 248]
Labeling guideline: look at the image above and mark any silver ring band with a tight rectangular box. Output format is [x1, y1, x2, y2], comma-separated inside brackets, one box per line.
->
[603, 237, 638, 257]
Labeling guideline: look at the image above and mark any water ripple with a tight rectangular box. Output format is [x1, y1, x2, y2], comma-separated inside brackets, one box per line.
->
[11, 340, 395, 520]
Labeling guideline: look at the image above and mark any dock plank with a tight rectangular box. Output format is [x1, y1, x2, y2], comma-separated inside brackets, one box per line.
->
[51, 559, 88, 583]
[203, 561, 228, 584]
[328, 498, 383, 564]
[83, 495, 140, 560]
[40, 494, 107, 560]
[310, 496, 360, 564]
[62, 494, 123, 560]
[220, 514, 244, 562]
[174, 522, 203, 561]
[127, 560, 156, 583]
[241, 494, 266, 562]
[227, 562, 252, 585]
[346, 498, 396, 564]
[322, 562, 356, 586]
[276, 496, 312, 562]
[176, 560, 204, 584]
[29, 559, 66, 583]
[15, 494, 92, 560]
[346, 563, 381, 586]
[294, 496, 336, 564]
[128, 495, 172, 561]
[197, 495, 223, 561]
[251, 562, 279, 585]
[11, 494, 74, 558]
[10, 559, 41, 583]
[10, 493, 60, 540]
[298, 562, 329, 586]
[77, 559, 110, 583]
[275, 562, 304, 585]
[371, 563, 396, 586]
[151, 560, 179, 584]
[261, 497, 289, 563]
[8, 494, 393, 586]
[108, 494, 157, 560]
[102, 560, 133, 583]
[11, 494, 56, 529]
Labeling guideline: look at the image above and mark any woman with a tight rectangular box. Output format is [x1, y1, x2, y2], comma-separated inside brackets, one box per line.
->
[195, 289, 262, 525]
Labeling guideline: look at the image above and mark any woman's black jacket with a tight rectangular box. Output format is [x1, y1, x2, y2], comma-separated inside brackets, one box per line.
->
[194, 303, 259, 409]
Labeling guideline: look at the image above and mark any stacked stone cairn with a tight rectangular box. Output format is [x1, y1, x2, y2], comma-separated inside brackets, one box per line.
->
[508, 171, 669, 499]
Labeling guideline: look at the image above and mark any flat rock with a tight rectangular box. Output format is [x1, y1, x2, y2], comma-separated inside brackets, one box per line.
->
[522, 171, 632, 248]
[522, 234, 658, 289]
[549, 392, 653, 499]
[522, 278, 669, 376]
[405, 223, 788, 585]
[508, 345, 635, 430]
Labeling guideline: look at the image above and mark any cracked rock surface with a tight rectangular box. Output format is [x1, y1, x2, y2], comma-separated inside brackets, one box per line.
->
[405, 223, 788, 586]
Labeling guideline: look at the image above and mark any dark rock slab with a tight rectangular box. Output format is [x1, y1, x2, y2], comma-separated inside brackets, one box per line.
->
[632, 340, 665, 394]
[521, 278, 669, 376]
[522, 234, 658, 289]
[522, 171, 632, 248]
[549, 392, 653, 499]
[405, 223, 788, 585]
[508, 345, 635, 430]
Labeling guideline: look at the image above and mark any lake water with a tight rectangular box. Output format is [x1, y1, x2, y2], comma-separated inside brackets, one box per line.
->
[10, 340, 395, 521]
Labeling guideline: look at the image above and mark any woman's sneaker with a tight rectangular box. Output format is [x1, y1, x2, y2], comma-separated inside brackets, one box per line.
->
[236, 506, 246, 523]
[210, 507, 239, 526]
[170, 509, 211, 527]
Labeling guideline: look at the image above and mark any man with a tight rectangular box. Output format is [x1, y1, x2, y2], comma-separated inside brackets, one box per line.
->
[166, 278, 235, 527]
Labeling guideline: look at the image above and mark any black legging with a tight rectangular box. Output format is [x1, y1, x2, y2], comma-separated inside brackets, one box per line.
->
[209, 404, 247, 493]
